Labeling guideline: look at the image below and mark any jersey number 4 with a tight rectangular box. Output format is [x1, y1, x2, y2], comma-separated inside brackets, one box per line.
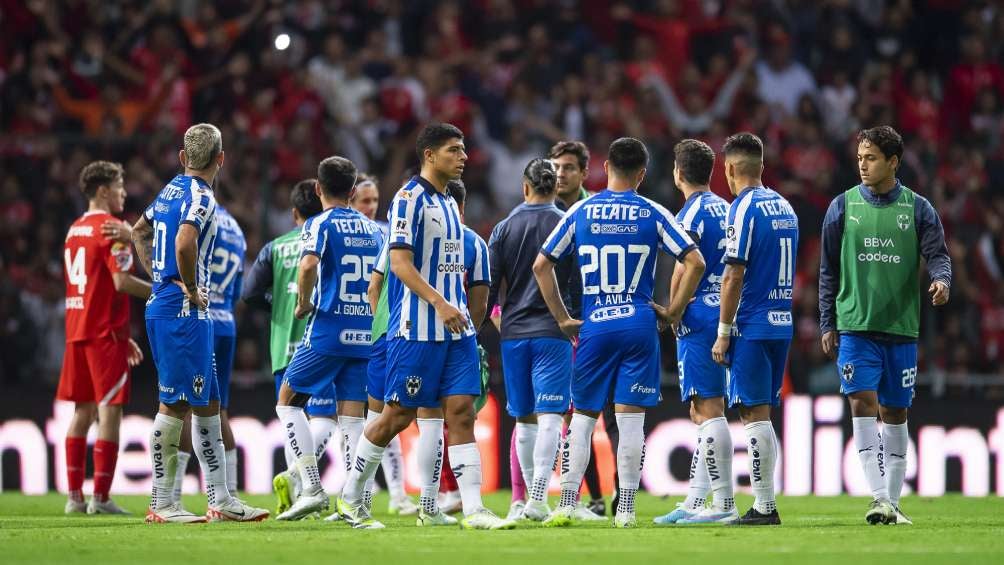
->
[65, 247, 87, 294]
[580, 244, 650, 295]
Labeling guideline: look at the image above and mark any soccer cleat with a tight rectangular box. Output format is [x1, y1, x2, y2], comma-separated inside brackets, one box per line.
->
[337, 497, 385, 529]
[323, 510, 343, 521]
[145, 503, 207, 524]
[891, 504, 913, 525]
[677, 507, 740, 524]
[275, 489, 328, 521]
[207, 497, 270, 522]
[506, 500, 526, 521]
[571, 502, 608, 522]
[460, 508, 517, 530]
[542, 505, 574, 527]
[272, 470, 298, 516]
[587, 498, 606, 517]
[729, 507, 781, 526]
[522, 500, 551, 521]
[439, 490, 463, 514]
[416, 509, 459, 527]
[388, 496, 419, 516]
[87, 497, 131, 515]
[653, 503, 702, 525]
[865, 499, 896, 525]
[65, 498, 87, 515]
[613, 512, 637, 528]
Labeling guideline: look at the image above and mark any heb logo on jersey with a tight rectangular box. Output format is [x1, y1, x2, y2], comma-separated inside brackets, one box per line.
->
[767, 311, 793, 326]
[339, 329, 372, 346]
[589, 304, 635, 322]
[590, 223, 638, 235]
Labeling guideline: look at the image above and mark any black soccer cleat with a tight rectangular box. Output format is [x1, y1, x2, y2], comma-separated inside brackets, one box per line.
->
[587, 498, 606, 517]
[729, 507, 781, 526]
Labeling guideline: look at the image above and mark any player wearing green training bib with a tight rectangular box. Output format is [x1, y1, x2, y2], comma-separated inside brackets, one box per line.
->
[818, 126, 952, 527]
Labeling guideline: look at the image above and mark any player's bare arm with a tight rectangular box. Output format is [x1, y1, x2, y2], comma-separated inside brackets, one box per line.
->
[653, 249, 706, 330]
[712, 263, 745, 366]
[367, 269, 384, 315]
[295, 254, 319, 319]
[175, 223, 208, 310]
[111, 271, 152, 300]
[532, 252, 581, 340]
[131, 216, 154, 276]
[389, 247, 467, 334]
[468, 284, 488, 330]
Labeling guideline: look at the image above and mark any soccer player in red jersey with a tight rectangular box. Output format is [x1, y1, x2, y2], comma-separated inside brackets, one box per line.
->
[59, 161, 151, 515]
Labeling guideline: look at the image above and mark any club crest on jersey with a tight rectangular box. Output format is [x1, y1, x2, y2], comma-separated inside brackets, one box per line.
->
[897, 214, 910, 231]
[842, 363, 854, 382]
[406, 375, 422, 398]
[193, 374, 205, 397]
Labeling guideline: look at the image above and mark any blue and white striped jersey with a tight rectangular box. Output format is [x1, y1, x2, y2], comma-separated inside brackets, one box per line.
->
[300, 206, 384, 357]
[387, 176, 473, 341]
[207, 206, 246, 337]
[541, 189, 696, 337]
[724, 186, 799, 339]
[463, 226, 490, 289]
[677, 191, 729, 298]
[144, 174, 218, 320]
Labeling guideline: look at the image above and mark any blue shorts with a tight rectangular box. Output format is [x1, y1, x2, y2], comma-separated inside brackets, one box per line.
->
[367, 335, 388, 402]
[726, 336, 790, 408]
[572, 331, 661, 412]
[213, 334, 236, 408]
[501, 337, 573, 417]
[677, 326, 726, 402]
[146, 316, 219, 406]
[837, 334, 917, 408]
[385, 336, 480, 408]
[274, 366, 337, 417]
[283, 344, 368, 414]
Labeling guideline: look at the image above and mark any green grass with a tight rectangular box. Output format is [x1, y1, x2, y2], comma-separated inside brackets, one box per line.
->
[1, 492, 1002, 564]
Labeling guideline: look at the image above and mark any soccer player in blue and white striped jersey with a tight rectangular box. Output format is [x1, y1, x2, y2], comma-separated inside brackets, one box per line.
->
[654, 140, 737, 525]
[534, 137, 707, 528]
[711, 133, 799, 526]
[338, 123, 515, 531]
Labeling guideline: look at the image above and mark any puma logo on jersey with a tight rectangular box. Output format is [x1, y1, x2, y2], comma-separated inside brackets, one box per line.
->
[849, 215, 861, 224]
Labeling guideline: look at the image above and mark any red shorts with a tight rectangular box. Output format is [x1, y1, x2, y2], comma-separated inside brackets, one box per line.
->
[57, 336, 131, 405]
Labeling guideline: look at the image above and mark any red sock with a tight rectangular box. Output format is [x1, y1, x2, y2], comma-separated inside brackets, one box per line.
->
[440, 429, 458, 492]
[66, 437, 87, 501]
[92, 440, 119, 502]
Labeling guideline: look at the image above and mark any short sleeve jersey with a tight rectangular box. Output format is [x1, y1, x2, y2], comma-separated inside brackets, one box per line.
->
[64, 211, 134, 342]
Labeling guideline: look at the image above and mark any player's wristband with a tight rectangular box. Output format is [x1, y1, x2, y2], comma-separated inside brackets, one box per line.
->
[491, 304, 502, 318]
[717, 323, 733, 338]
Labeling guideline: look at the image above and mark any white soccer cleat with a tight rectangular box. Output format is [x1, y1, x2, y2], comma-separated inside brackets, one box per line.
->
[145, 502, 207, 524]
[891, 504, 913, 525]
[207, 497, 270, 522]
[542, 505, 574, 527]
[865, 499, 896, 525]
[275, 489, 328, 521]
[506, 500, 526, 521]
[676, 506, 739, 524]
[323, 510, 343, 521]
[417, 509, 459, 526]
[87, 497, 131, 515]
[460, 508, 517, 530]
[65, 498, 87, 515]
[613, 512, 637, 528]
[388, 496, 420, 516]
[571, 501, 608, 522]
[439, 490, 463, 514]
[521, 500, 551, 521]
[337, 497, 385, 529]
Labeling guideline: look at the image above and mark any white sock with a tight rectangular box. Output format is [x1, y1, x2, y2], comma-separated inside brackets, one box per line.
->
[558, 413, 596, 508]
[310, 417, 338, 460]
[192, 414, 232, 507]
[448, 442, 484, 515]
[150, 414, 182, 509]
[615, 412, 645, 515]
[515, 422, 538, 489]
[363, 411, 380, 499]
[339, 416, 365, 472]
[852, 416, 889, 502]
[530, 414, 562, 503]
[276, 405, 321, 493]
[341, 435, 385, 505]
[225, 448, 238, 494]
[700, 417, 734, 512]
[745, 420, 777, 514]
[172, 451, 191, 504]
[367, 410, 406, 500]
[883, 421, 909, 506]
[684, 425, 710, 510]
[416, 418, 445, 515]
[284, 442, 296, 469]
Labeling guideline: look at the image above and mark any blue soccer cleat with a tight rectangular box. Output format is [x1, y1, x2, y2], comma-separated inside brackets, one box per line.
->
[653, 503, 702, 525]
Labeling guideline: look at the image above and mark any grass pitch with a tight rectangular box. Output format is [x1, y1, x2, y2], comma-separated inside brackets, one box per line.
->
[1, 492, 1001, 564]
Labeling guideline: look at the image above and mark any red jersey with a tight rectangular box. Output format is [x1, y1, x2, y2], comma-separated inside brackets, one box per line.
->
[64, 211, 134, 342]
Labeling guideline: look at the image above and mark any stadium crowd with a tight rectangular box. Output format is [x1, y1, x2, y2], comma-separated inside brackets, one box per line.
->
[2, 0, 1003, 397]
